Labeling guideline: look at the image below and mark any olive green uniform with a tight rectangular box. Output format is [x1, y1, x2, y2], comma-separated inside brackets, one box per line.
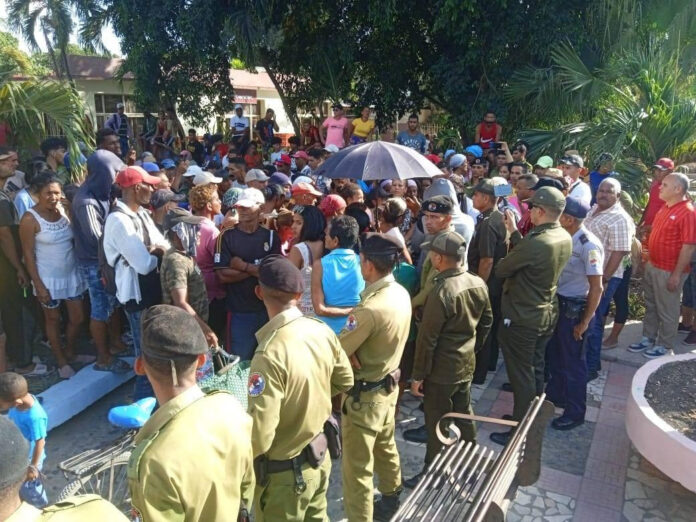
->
[413, 267, 493, 463]
[339, 274, 412, 522]
[128, 387, 254, 521]
[7, 496, 128, 521]
[495, 223, 572, 420]
[249, 307, 353, 522]
[468, 207, 508, 381]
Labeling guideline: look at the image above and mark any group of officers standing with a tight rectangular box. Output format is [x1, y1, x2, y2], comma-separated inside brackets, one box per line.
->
[1, 181, 604, 521]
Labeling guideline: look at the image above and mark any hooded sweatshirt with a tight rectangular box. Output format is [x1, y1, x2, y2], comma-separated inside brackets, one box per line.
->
[411, 178, 476, 271]
[72, 150, 124, 264]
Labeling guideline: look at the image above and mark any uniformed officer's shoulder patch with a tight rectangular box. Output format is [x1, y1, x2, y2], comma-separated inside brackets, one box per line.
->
[588, 249, 601, 266]
[345, 314, 358, 331]
[127, 433, 159, 481]
[579, 233, 589, 244]
[248, 372, 266, 397]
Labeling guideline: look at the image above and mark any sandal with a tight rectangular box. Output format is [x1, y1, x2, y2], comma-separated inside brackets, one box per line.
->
[58, 364, 76, 379]
[93, 358, 132, 374]
[17, 363, 51, 377]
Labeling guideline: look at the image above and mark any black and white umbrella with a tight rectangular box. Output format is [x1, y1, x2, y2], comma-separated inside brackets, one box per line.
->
[314, 141, 441, 180]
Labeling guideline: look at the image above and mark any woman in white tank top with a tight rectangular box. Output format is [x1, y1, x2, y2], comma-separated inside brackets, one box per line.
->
[19, 173, 87, 379]
[286, 205, 326, 316]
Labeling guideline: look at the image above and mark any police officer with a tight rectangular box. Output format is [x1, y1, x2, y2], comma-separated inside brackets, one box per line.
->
[129, 305, 254, 521]
[468, 178, 509, 383]
[490, 187, 572, 445]
[248, 255, 353, 521]
[547, 198, 604, 430]
[0, 416, 128, 521]
[339, 233, 413, 521]
[404, 230, 493, 488]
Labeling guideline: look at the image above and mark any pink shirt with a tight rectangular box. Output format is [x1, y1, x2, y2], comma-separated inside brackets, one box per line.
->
[196, 218, 225, 301]
[322, 117, 350, 148]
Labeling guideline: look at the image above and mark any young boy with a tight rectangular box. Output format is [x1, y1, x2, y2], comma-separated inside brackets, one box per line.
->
[269, 136, 286, 164]
[0, 373, 48, 480]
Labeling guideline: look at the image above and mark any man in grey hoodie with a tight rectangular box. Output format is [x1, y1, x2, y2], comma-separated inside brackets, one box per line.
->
[72, 150, 130, 373]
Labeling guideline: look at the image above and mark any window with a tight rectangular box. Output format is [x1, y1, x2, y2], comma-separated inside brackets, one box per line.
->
[94, 94, 144, 136]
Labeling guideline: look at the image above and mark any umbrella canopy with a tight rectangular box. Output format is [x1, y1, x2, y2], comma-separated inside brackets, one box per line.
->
[314, 141, 442, 180]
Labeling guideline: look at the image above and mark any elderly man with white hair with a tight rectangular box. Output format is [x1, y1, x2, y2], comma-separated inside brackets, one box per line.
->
[583, 177, 635, 380]
[629, 172, 696, 358]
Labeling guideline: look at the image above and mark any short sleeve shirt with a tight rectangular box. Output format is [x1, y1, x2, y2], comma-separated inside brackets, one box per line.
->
[214, 227, 281, 312]
[642, 179, 665, 227]
[322, 117, 350, 149]
[352, 118, 375, 138]
[8, 398, 48, 467]
[585, 201, 635, 278]
[648, 200, 696, 272]
[160, 250, 209, 321]
[396, 131, 427, 153]
[230, 115, 249, 134]
[557, 227, 604, 298]
[255, 119, 275, 144]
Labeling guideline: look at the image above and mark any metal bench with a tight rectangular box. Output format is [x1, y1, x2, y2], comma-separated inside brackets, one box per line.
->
[392, 394, 554, 522]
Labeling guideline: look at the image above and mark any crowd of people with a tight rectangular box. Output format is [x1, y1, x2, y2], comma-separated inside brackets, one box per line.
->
[0, 104, 695, 521]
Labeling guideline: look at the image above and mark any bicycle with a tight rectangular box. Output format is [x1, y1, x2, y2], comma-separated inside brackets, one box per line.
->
[57, 348, 248, 516]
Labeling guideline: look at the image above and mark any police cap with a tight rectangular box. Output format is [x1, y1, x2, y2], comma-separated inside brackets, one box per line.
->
[141, 304, 208, 358]
[421, 230, 467, 257]
[563, 197, 591, 219]
[361, 233, 402, 256]
[529, 187, 566, 211]
[422, 195, 454, 215]
[258, 254, 305, 294]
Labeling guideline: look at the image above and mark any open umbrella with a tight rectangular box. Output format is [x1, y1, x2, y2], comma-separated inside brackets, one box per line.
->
[314, 141, 442, 180]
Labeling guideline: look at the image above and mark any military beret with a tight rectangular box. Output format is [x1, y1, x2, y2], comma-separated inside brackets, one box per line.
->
[421, 230, 467, 256]
[0, 416, 30, 489]
[531, 177, 565, 192]
[563, 197, 591, 219]
[361, 233, 402, 256]
[422, 195, 454, 215]
[141, 305, 208, 358]
[258, 254, 305, 294]
[530, 186, 566, 211]
[162, 207, 204, 232]
[471, 157, 487, 166]
[473, 178, 496, 196]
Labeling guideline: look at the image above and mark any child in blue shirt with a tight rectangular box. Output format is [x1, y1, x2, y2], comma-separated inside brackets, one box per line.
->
[0, 372, 48, 479]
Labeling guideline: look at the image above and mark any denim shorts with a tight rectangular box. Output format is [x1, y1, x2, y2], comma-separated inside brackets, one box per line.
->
[78, 263, 117, 321]
[41, 294, 84, 310]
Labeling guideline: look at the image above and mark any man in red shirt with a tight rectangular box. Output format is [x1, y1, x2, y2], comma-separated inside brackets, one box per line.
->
[638, 157, 674, 232]
[629, 173, 696, 358]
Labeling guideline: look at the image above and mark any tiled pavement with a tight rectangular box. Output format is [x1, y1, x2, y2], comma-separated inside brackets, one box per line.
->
[325, 320, 696, 521]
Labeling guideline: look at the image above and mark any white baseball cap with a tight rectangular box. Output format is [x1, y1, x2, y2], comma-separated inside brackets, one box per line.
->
[193, 171, 222, 186]
[183, 165, 203, 177]
[245, 169, 269, 183]
[235, 188, 265, 208]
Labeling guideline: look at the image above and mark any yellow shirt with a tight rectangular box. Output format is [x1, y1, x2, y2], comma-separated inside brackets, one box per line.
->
[352, 118, 375, 138]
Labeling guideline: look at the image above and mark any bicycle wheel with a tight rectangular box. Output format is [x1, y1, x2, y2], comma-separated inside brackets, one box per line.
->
[57, 452, 132, 514]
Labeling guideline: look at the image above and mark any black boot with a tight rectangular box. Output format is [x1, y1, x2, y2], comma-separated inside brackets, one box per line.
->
[374, 492, 401, 521]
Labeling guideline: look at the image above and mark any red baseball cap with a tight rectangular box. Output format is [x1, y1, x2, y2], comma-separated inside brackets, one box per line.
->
[425, 153, 441, 165]
[653, 158, 674, 171]
[274, 153, 291, 166]
[292, 182, 322, 197]
[292, 151, 310, 161]
[115, 166, 161, 188]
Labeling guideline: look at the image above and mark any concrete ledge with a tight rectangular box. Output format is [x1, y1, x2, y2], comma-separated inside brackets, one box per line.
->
[38, 359, 134, 431]
[626, 352, 696, 493]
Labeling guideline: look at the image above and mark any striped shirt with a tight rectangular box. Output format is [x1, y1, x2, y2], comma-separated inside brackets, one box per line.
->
[585, 201, 635, 279]
[648, 199, 696, 272]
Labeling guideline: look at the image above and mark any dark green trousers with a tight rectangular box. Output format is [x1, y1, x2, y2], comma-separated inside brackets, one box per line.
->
[499, 322, 553, 421]
[424, 380, 476, 464]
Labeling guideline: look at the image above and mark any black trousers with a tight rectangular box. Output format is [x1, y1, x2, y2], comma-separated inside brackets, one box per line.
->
[0, 266, 32, 367]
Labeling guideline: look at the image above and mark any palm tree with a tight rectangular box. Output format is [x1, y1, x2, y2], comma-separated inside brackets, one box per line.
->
[7, 0, 74, 81]
[0, 64, 93, 179]
[505, 0, 696, 199]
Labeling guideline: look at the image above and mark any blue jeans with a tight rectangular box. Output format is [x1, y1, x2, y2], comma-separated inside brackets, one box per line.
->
[125, 309, 154, 401]
[585, 276, 622, 373]
[227, 311, 269, 361]
[119, 137, 129, 159]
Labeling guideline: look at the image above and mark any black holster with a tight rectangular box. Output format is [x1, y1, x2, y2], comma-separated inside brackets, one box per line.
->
[324, 414, 342, 459]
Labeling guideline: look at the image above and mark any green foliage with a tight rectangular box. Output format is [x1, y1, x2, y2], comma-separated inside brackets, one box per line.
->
[0, 64, 93, 180]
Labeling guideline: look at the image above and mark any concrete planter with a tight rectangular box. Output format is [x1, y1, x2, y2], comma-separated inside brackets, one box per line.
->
[626, 352, 696, 493]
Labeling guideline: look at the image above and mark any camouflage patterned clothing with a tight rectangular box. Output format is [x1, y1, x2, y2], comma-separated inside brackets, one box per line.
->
[160, 249, 209, 321]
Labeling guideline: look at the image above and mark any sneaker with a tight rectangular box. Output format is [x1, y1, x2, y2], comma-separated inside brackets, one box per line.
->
[643, 346, 669, 359]
[683, 331, 696, 346]
[628, 337, 654, 353]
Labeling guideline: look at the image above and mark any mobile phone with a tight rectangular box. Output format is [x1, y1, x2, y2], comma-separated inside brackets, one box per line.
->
[494, 184, 512, 197]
